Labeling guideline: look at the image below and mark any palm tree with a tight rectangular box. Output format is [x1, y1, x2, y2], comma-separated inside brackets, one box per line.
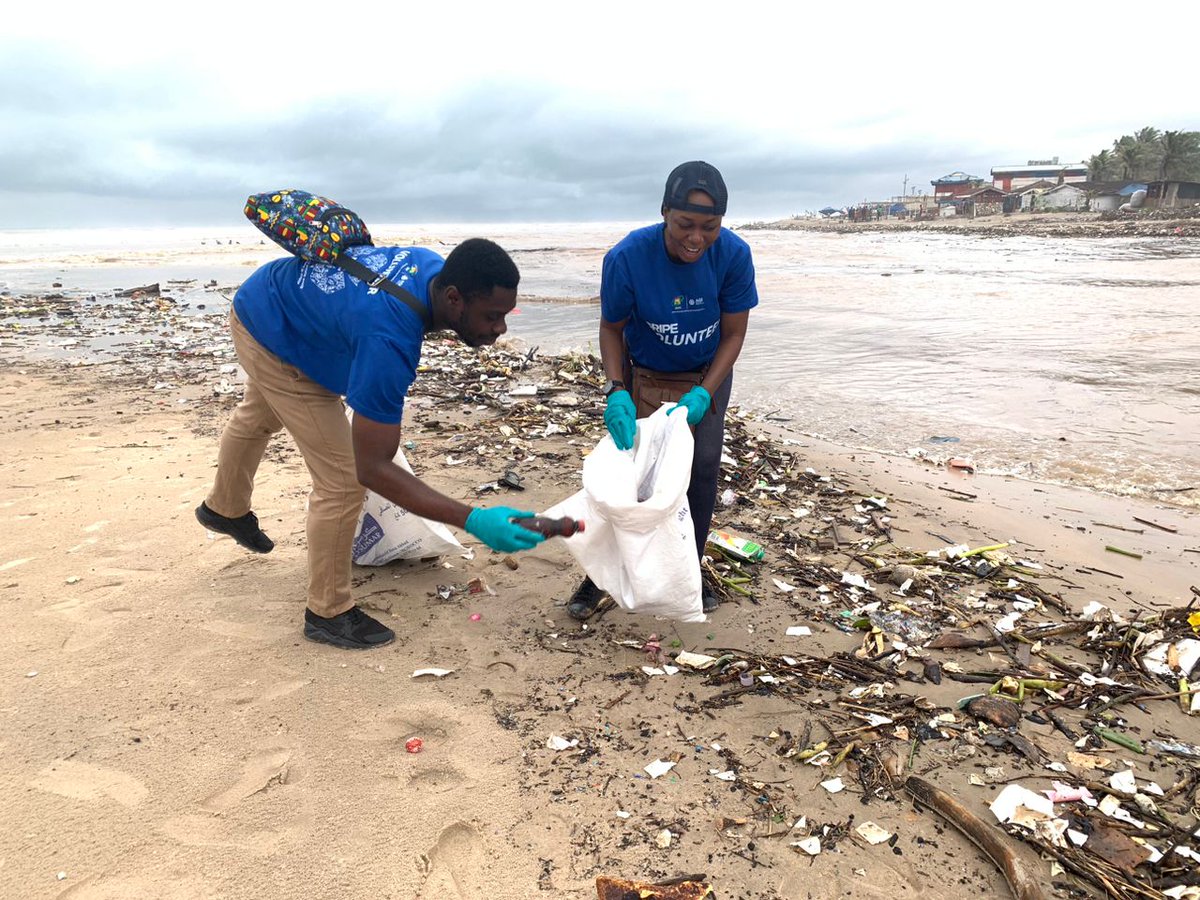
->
[1134, 127, 1163, 179]
[1087, 150, 1114, 181]
[1134, 126, 1160, 146]
[1113, 136, 1143, 180]
[1157, 130, 1200, 180]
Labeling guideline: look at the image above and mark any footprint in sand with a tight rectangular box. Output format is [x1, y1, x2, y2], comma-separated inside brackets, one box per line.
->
[158, 813, 292, 856]
[351, 706, 458, 746]
[200, 748, 294, 814]
[214, 678, 309, 707]
[30, 760, 148, 808]
[406, 762, 468, 793]
[417, 821, 488, 899]
[44, 600, 130, 653]
[53, 873, 213, 899]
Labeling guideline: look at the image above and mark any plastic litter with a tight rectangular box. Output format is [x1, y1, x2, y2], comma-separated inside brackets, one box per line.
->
[855, 822, 893, 845]
[707, 529, 765, 562]
[411, 668, 454, 679]
[644, 759, 676, 779]
[791, 836, 821, 855]
[514, 514, 584, 538]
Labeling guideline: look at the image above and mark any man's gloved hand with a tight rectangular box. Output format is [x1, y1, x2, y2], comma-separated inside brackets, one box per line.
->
[669, 385, 711, 426]
[465, 507, 546, 553]
[604, 389, 636, 451]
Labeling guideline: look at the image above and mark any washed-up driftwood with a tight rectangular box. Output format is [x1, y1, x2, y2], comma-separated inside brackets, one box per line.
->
[904, 776, 1047, 900]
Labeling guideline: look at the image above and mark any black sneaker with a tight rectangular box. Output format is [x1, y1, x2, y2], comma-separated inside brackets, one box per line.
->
[303, 607, 395, 650]
[566, 577, 604, 621]
[195, 502, 274, 553]
[702, 589, 720, 613]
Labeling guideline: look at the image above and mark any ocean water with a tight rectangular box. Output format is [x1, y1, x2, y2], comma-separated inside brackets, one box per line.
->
[2, 223, 1198, 507]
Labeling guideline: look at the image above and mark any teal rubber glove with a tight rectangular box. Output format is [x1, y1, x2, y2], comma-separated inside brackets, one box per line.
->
[604, 389, 636, 451]
[465, 507, 546, 553]
[669, 385, 711, 426]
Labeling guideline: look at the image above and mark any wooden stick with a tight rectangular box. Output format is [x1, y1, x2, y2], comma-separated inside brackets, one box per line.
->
[904, 776, 1047, 900]
[1078, 565, 1124, 579]
[1132, 516, 1177, 534]
[1092, 522, 1144, 534]
[939, 486, 977, 499]
[1105, 545, 1143, 560]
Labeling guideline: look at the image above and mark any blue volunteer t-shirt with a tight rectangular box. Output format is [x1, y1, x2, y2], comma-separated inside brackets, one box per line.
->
[600, 224, 758, 372]
[233, 245, 443, 425]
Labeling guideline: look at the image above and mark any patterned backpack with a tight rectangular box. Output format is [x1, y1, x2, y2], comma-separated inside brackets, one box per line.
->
[243, 189, 430, 326]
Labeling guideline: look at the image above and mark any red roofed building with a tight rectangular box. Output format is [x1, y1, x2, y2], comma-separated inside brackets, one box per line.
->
[991, 158, 1088, 191]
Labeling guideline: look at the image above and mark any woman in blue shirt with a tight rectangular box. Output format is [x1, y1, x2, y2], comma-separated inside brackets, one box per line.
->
[568, 161, 759, 619]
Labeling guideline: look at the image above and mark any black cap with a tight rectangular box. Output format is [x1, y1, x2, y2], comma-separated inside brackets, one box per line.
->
[662, 161, 728, 216]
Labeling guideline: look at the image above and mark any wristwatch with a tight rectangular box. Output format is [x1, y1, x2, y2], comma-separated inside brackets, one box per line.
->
[602, 379, 626, 397]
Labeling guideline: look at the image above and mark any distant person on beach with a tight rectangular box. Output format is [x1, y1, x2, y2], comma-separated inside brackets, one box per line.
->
[566, 160, 759, 620]
[196, 239, 544, 650]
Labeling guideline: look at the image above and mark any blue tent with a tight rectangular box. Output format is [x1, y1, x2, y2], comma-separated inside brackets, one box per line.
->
[819, 206, 838, 216]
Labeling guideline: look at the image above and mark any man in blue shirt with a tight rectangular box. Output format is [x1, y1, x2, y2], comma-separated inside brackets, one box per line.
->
[197, 238, 545, 649]
[568, 161, 759, 620]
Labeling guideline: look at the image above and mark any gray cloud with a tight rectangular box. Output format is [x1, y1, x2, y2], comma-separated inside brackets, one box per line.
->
[0, 45, 1147, 227]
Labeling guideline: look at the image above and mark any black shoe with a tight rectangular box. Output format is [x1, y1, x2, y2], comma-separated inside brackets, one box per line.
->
[566, 577, 604, 621]
[303, 607, 395, 650]
[702, 589, 720, 613]
[196, 502, 274, 553]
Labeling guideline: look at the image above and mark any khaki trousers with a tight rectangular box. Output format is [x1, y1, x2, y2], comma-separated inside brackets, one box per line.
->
[206, 309, 363, 618]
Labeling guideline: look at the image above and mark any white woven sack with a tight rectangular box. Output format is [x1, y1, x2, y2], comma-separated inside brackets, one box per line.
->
[349, 427, 463, 565]
[546, 405, 702, 621]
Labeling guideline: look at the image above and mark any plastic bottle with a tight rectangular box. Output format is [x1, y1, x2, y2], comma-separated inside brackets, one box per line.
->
[513, 515, 585, 537]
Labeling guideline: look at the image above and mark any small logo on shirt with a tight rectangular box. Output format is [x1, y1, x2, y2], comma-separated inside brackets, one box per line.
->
[672, 294, 705, 312]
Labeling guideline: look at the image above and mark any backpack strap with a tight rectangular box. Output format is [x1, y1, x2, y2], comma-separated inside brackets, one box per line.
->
[334, 254, 433, 330]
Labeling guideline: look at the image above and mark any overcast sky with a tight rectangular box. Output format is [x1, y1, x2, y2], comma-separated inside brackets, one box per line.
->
[3, 1, 1197, 227]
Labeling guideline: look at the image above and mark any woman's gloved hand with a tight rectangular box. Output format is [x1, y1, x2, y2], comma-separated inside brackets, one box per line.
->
[669, 385, 711, 426]
[604, 389, 637, 450]
[465, 507, 546, 552]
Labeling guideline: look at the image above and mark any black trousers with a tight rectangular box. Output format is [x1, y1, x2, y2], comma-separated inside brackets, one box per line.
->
[626, 363, 733, 560]
[686, 372, 732, 559]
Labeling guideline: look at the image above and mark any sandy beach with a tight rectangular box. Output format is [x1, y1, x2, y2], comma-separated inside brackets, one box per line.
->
[3, 309, 1199, 899]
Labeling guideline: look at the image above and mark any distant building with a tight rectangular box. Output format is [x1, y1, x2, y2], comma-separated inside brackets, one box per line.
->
[991, 158, 1088, 191]
[965, 186, 1006, 204]
[1146, 180, 1200, 209]
[931, 171, 985, 200]
[1080, 181, 1147, 212]
[1041, 183, 1088, 211]
[1017, 179, 1057, 211]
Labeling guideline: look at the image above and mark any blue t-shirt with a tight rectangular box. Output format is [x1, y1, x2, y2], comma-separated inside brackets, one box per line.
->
[600, 224, 758, 372]
[233, 246, 442, 425]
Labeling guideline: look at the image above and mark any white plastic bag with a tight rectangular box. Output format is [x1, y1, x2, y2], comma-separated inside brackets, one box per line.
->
[351, 443, 464, 565]
[546, 405, 703, 621]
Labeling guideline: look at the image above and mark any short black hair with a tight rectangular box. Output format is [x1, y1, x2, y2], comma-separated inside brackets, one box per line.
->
[439, 238, 519, 300]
